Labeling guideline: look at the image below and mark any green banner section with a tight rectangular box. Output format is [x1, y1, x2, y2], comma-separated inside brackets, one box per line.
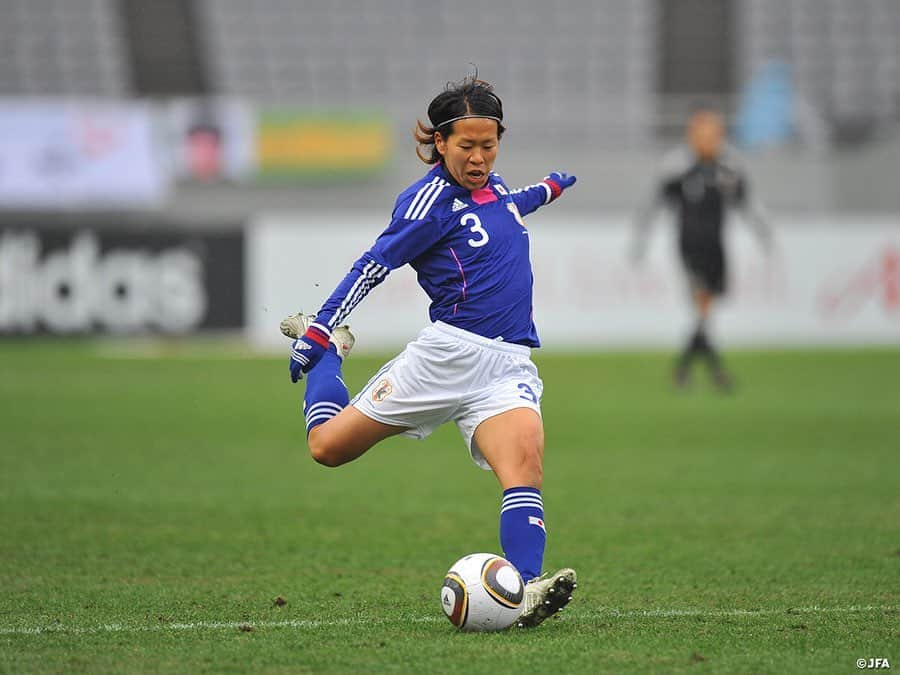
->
[255, 110, 391, 180]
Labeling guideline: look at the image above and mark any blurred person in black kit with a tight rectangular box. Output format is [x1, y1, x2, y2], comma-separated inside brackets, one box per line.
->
[630, 108, 773, 392]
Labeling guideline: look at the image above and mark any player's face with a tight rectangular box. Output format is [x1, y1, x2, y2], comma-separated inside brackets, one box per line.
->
[688, 112, 724, 160]
[435, 118, 499, 190]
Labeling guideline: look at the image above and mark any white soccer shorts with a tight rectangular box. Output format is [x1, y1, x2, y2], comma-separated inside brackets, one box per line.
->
[351, 321, 543, 470]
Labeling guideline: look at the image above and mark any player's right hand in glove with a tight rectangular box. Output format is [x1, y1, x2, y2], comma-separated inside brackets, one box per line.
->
[289, 325, 330, 383]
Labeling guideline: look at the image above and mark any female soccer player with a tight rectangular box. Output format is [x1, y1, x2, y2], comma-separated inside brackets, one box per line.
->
[282, 77, 577, 628]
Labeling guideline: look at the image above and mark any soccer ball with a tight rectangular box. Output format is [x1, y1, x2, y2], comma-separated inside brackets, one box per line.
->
[440, 553, 524, 632]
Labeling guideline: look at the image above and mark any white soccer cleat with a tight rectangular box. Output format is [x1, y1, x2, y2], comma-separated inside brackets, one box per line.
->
[279, 312, 313, 339]
[516, 568, 577, 628]
[279, 312, 355, 360]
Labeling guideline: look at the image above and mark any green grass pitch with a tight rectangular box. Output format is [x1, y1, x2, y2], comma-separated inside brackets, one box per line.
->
[1, 341, 898, 673]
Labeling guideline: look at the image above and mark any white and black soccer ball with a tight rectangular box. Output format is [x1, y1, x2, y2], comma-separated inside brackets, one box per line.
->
[440, 553, 524, 632]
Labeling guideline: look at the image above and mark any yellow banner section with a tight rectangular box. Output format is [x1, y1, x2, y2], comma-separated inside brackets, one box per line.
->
[256, 111, 390, 178]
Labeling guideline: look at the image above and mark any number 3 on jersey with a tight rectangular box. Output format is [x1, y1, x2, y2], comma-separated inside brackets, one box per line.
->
[462, 213, 489, 248]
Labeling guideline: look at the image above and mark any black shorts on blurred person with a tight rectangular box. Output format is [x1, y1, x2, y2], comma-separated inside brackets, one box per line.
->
[681, 240, 726, 297]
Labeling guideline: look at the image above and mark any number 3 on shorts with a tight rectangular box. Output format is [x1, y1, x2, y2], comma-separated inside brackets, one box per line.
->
[463, 213, 489, 248]
[518, 382, 538, 403]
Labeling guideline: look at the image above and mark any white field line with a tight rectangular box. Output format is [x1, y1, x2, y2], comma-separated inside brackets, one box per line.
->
[1, 605, 896, 636]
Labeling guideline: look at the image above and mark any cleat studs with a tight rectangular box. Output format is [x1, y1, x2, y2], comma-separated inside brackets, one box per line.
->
[572, 583, 577, 589]
[568, 596, 573, 601]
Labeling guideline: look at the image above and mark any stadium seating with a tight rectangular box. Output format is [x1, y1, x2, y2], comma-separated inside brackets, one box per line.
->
[1, 0, 896, 149]
[0, 0, 896, 212]
[195, 0, 657, 149]
[0, 0, 127, 96]
[738, 0, 900, 129]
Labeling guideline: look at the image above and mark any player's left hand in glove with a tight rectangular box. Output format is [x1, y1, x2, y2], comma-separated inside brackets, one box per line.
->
[542, 171, 577, 202]
[289, 324, 331, 383]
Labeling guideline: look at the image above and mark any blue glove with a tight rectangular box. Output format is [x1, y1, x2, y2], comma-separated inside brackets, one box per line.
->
[543, 172, 576, 201]
[289, 325, 331, 383]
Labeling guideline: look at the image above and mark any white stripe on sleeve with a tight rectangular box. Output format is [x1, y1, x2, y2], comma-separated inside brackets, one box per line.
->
[410, 180, 447, 220]
[329, 261, 376, 329]
[404, 177, 440, 219]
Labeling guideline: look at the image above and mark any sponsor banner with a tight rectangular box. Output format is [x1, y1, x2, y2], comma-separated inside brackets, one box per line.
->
[254, 110, 391, 180]
[247, 214, 899, 350]
[0, 222, 244, 335]
[529, 219, 900, 347]
[0, 100, 169, 208]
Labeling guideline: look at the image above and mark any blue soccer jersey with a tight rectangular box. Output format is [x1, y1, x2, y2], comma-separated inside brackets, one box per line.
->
[311, 163, 560, 347]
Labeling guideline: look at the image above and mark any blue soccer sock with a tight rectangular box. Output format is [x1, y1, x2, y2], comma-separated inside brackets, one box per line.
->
[499, 487, 546, 583]
[303, 345, 349, 435]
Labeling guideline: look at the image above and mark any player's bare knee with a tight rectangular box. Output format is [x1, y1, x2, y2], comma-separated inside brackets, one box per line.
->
[307, 429, 343, 467]
[311, 446, 345, 468]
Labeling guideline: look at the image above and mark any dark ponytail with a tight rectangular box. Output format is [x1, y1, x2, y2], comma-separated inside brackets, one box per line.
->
[414, 77, 505, 164]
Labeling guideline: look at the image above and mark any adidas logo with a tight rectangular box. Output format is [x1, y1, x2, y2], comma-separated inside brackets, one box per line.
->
[452, 198, 468, 212]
